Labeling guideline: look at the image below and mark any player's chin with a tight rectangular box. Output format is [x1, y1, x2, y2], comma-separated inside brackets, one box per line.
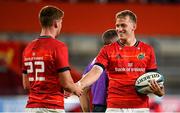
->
[119, 37, 127, 42]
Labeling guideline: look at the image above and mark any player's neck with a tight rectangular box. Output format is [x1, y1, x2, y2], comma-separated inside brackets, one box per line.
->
[121, 36, 136, 46]
[129, 37, 137, 46]
[40, 28, 56, 39]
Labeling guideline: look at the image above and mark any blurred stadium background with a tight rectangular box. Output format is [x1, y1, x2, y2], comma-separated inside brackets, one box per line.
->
[0, 0, 180, 112]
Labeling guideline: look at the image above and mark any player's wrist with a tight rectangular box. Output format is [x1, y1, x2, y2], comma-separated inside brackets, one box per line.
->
[77, 81, 81, 86]
[76, 81, 85, 89]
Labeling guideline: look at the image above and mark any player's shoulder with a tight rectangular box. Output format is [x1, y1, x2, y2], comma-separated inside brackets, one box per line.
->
[50, 38, 67, 48]
[24, 39, 38, 49]
[138, 41, 153, 49]
[28, 38, 38, 44]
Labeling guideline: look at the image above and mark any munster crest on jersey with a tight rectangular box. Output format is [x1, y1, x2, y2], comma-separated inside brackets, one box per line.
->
[137, 53, 145, 60]
[116, 54, 121, 59]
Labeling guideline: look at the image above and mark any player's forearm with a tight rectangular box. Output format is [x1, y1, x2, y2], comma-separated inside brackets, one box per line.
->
[63, 81, 77, 93]
[79, 75, 97, 89]
[79, 95, 90, 112]
[63, 81, 82, 97]
[22, 74, 30, 90]
[79, 66, 103, 89]
[58, 71, 80, 93]
[80, 99, 91, 112]
[79, 88, 91, 112]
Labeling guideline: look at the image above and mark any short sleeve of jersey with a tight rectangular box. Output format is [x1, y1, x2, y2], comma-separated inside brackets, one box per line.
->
[55, 44, 70, 72]
[95, 47, 108, 70]
[146, 46, 157, 70]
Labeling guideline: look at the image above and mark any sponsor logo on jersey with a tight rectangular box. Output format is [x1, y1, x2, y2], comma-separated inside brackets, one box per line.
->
[115, 67, 145, 72]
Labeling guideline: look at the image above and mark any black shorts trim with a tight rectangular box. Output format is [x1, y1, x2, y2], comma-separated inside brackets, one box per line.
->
[93, 104, 107, 112]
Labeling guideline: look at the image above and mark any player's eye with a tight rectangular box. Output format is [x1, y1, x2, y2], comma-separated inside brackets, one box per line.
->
[121, 24, 126, 28]
[116, 24, 120, 28]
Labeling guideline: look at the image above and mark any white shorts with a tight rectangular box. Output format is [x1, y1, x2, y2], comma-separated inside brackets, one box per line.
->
[106, 108, 149, 113]
[25, 108, 65, 113]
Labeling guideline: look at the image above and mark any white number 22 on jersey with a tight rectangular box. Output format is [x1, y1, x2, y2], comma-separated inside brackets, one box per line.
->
[24, 61, 45, 81]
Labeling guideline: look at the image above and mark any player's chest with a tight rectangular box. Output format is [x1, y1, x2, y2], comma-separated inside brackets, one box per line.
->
[108, 47, 150, 68]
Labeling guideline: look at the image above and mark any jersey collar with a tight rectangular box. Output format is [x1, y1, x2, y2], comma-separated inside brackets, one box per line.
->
[39, 35, 52, 38]
[117, 40, 139, 47]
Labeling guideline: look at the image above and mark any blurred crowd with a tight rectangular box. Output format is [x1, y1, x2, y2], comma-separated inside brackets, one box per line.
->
[2, 0, 180, 4]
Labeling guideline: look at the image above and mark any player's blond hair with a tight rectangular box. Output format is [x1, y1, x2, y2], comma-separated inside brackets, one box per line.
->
[116, 10, 137, 23]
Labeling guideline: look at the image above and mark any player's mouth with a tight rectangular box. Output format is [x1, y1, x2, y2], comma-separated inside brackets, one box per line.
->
[118, 30, 125, 34]
[118, 31, 126, 37]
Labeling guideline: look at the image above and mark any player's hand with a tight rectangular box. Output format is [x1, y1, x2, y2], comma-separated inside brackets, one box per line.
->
[73, 82, 83, 97]
[149, 79, 165, 97]
[64, 91, 72, 98]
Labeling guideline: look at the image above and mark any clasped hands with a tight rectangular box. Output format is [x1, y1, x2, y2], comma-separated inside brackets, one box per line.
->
[64, 81, 84, 98]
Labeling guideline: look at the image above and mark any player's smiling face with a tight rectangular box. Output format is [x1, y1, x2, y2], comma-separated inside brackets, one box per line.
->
[115, 16, 136, 40]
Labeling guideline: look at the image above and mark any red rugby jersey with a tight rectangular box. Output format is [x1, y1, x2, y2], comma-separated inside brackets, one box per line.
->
[22, 36, 70, 109]
[95, 40, 157, 108]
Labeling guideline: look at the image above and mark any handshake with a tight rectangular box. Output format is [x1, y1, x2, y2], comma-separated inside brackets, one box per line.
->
[73, 81, 84, 97]
[64, 81, 84, 98]
[64, 65, 104, 97]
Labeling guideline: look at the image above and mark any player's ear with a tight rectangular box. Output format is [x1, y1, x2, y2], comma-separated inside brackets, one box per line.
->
[54, 20, 58, 28]
[132, 23, 137, 31]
